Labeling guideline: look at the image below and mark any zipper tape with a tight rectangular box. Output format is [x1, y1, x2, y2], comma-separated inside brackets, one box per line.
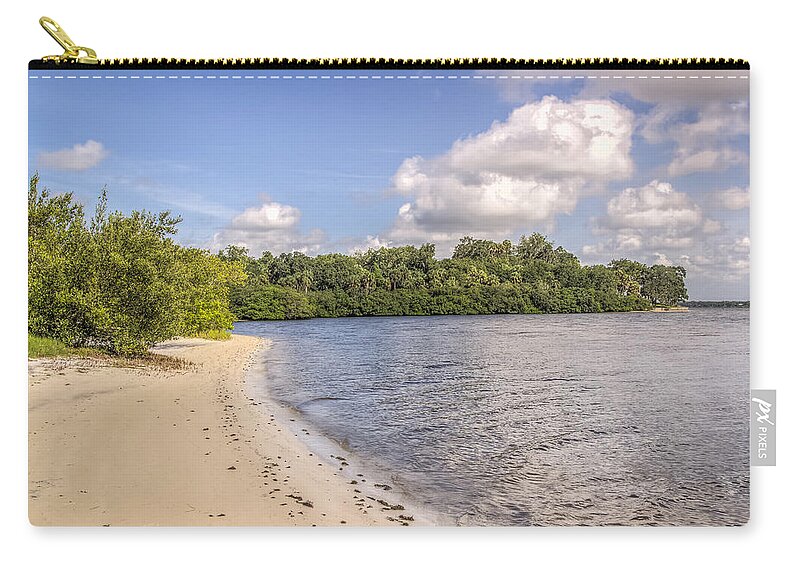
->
[29, 57, 750, 70]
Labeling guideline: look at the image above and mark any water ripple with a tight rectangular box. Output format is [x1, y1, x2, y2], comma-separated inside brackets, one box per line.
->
[237, 308, 749, 526]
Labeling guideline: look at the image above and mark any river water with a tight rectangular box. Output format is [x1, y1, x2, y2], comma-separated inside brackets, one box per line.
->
[235, 308, 749, 526]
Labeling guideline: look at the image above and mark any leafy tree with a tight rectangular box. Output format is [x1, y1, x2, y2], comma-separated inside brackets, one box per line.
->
[516, 233, 554, 261]
[640, 264, 688, 306]
[176, 247, 246, 336]
[29, 177, 245, 355]
[28, 174, 94, 345]
[453, 236, 513, 260]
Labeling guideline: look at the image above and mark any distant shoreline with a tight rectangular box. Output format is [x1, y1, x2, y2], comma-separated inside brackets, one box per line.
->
[231, 302, 753, 323]
[681, 301, 750, 308]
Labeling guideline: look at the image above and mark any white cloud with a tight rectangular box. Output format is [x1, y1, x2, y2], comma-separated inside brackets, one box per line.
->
[210, 198, 324, 256]
[387, 96, 635, 253]
[711, 186, 750, 210]
[732, 235, 750, 253]
[677, 235, 750, 282]
[652, 252, 674, 266]
[227, 201, 300, 231]
[702, 219, 723, 234]
[584, 180, 721, 257]
[582, 79, 749, 177]
[656, 103, 749, 176]
[347, 235, 393, 255]
[582, 180, 748, 295]
[39, 140, 108, 171]
[605, 180, 705, 231]
[667, 147, 748, 177]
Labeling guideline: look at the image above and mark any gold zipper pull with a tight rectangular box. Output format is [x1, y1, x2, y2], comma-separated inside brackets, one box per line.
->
[39, 16, 98, 64]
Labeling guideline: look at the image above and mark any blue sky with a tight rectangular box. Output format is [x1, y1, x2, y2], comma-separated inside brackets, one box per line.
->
[29, 69, 749, 299]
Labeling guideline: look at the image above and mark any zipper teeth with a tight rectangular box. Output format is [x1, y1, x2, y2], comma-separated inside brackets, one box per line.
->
[30, 57, 750, 70]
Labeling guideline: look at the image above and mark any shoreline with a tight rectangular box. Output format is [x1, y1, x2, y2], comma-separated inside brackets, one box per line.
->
[28, 334, 415, 526]
[242, 341, 445, 526]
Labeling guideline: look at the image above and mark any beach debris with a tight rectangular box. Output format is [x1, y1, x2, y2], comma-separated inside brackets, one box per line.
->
[376, 499, 404, 511]
[284, 493, 314, 508]
[374, 484, 392, 491]
[227, 466, 236, 470]
[398, 515, 414, 522]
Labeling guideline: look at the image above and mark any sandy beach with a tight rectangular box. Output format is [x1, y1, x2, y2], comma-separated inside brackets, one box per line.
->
[28, 334, 416, 526]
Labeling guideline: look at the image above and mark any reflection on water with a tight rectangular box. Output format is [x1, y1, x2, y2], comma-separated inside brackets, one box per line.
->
[236, 308, 749, 526]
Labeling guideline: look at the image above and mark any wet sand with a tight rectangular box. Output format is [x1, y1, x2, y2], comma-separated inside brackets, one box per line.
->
[28, 334, 416, 526]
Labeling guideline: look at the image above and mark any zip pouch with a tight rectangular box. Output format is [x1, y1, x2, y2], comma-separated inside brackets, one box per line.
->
[28, 17, 750, 527]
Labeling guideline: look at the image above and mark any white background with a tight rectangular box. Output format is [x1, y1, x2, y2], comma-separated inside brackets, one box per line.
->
[1, 1, 795, 568]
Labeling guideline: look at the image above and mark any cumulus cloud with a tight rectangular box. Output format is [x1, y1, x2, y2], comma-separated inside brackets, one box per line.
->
[652, 103, 749, 177]
[582, 78, 749, 177]
[582, 180, 748, 295]
[387, 96, 635, 253]
[667, 147, 748, 177]
[711, 186, 750, 210]
[604, 180, 705, 231]
[583, 180, 721, 257]
[39, 140, 109, 171]
[346, 235, 393, 255]
[675, 236, 750, 282]
[210, 198, 324, 256]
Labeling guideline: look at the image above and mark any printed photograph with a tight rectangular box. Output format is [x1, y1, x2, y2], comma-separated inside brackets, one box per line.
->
[28, 68, 749, 526]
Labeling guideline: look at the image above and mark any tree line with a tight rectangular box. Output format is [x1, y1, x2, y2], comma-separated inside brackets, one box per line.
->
[219, 234, 688, 321]
[28, 176, 688, 354]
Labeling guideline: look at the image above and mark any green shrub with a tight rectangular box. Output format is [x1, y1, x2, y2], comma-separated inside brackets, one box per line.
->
[28, 176, 244, 355]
